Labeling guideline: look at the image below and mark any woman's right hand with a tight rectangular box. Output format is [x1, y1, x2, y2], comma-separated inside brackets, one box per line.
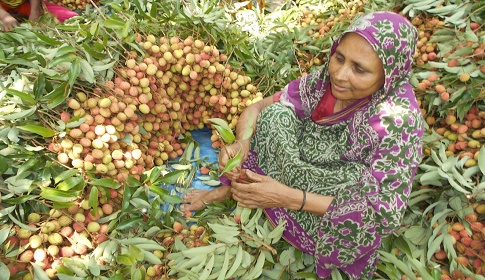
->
[218, 139, 250, 181]
[1, 14, 19, 32]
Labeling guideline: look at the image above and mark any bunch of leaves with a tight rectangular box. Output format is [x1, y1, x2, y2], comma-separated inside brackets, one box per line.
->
[376, 234, 444, 280]
[167, 206, 317, 279]
[400, 0, 484, 26]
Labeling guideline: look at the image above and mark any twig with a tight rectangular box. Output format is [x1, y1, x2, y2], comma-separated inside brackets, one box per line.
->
[241, 232, 277, 254]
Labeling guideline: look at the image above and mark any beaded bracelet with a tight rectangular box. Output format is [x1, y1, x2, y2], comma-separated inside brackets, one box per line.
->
[298, 190, 306, 211]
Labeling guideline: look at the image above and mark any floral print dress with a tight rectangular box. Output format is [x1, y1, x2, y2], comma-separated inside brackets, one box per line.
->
[240, 12, 424, 279]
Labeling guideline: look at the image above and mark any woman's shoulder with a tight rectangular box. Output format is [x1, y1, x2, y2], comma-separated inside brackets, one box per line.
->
[364, 94, 424, 133]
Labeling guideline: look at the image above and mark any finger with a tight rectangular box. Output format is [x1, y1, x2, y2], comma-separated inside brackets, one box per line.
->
[243, 169, 266, 182]
[230, 183, 245, 197]
[224, 170, 241, 181]
[236, 177, 253, 184]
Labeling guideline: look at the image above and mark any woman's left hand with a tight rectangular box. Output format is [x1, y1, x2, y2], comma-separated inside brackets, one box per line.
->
[230, 169, 293, 209]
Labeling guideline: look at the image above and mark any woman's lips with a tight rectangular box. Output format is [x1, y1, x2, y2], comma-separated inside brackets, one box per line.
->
[332, 82, 347, 92]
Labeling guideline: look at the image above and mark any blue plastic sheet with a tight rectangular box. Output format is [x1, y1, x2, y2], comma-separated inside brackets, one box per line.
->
[161, 127, 220, 212]
[188, 127, 220, 192]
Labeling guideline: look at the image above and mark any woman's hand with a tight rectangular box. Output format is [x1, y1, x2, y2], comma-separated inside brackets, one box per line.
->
[218, 139, 250, 181]
[1, 14, 19, 31]
[230, 169, 298, 209]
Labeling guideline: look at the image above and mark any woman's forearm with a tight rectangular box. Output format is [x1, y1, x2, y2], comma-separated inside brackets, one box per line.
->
[0, 6, 10, 18]
[30, 0, 42, 10]
[234, 95, 274, 142]
[285, 187, 334, 216]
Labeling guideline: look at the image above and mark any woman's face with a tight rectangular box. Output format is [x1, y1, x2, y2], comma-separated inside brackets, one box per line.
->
[328, 33, 385, 104]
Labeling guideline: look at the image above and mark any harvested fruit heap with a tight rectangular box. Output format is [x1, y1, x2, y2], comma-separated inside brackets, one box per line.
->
[408, 12, 485, 279]
[294, 0, 366, 71]
[5, 203, 210, 280]
[49, 34, 263, 181]
[48, 0, 101, 11]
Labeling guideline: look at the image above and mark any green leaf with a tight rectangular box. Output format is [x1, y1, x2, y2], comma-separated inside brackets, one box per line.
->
[220, 150, 242, 175]
[32, 262, 51, 280]
[378, 251, 417, 280]
[142, 250, 163, 265]
[4, 194, 39, 205]
[6, 88, 36, 105]
[89, 186, 99, 216]
[159, 191, 183, 204]
[427, 232, 445, 261]
[0, 262, 9, 280]
[199, 252, 215, 280]
[17, 125, 56, 138]
[117, 217, 142, 230]
[68, 59, 81, 87]
[92, 60, 116, 72]
[33, 32, 62, 46]
[245, 251, 266, 279]
[55, 169, 79, 184]
[7, 127, 19, 142]
[0, 225, 11, 244]
[0, 155, 7, 174]
[0, 105, 37, 121]
[408, 258, 434, 280]
[55, 45, 77, 57]
[116, 254, 137, 266]
[88, 178, 121, 189]
[403, 226, 428, 246]
[56, 176, 84, 191]
[0, 56, 36, 68]
[79, 59, 95, 83]
[226, 245, 243, 278]
[478, 146, 485, 175]
[40, 187, 78, 203]
[122, 185, 133, 211]
[209, 118, 235, 144]
[121, 18, 133, 39]
[159, 170, 185, 185]
[33, 73, 46, 99]
[87, 257, 100, 276]
[44, 82, 69, 109]
[217, 246, 231, 280]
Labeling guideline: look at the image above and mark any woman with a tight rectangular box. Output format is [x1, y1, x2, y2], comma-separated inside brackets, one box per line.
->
[0, 0, 77, 32]
[183, 11, 423, 278]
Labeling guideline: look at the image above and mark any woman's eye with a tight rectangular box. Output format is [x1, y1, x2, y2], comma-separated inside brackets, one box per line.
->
[355, 66, 365, 73]
[335, 55, 344, 62]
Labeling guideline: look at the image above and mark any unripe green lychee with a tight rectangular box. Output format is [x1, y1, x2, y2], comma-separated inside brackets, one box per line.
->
[41, 222, 55, 233]
[27, 213, 41, 224]
[87, 221, 100, 233]
[18, 228, 33, 239]
[147, 266, 156, 277]
[29, 235, 43, 249]
[48, 232, 63, 245]
[58, 215, 71, 227]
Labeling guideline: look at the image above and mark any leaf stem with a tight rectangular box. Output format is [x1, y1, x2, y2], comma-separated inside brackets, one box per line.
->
[241, 232, 277, 254]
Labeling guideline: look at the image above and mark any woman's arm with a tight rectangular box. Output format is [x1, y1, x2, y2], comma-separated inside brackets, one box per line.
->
[218, 95, 275, 179]
[28, 0, 44, 21]
[234, 94, 275, 142]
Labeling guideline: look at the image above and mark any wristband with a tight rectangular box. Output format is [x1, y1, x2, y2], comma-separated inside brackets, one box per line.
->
[298, 190, 306, 211]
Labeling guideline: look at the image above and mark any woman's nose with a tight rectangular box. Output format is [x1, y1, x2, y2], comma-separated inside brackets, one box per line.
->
[334, 64, 349, 81]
